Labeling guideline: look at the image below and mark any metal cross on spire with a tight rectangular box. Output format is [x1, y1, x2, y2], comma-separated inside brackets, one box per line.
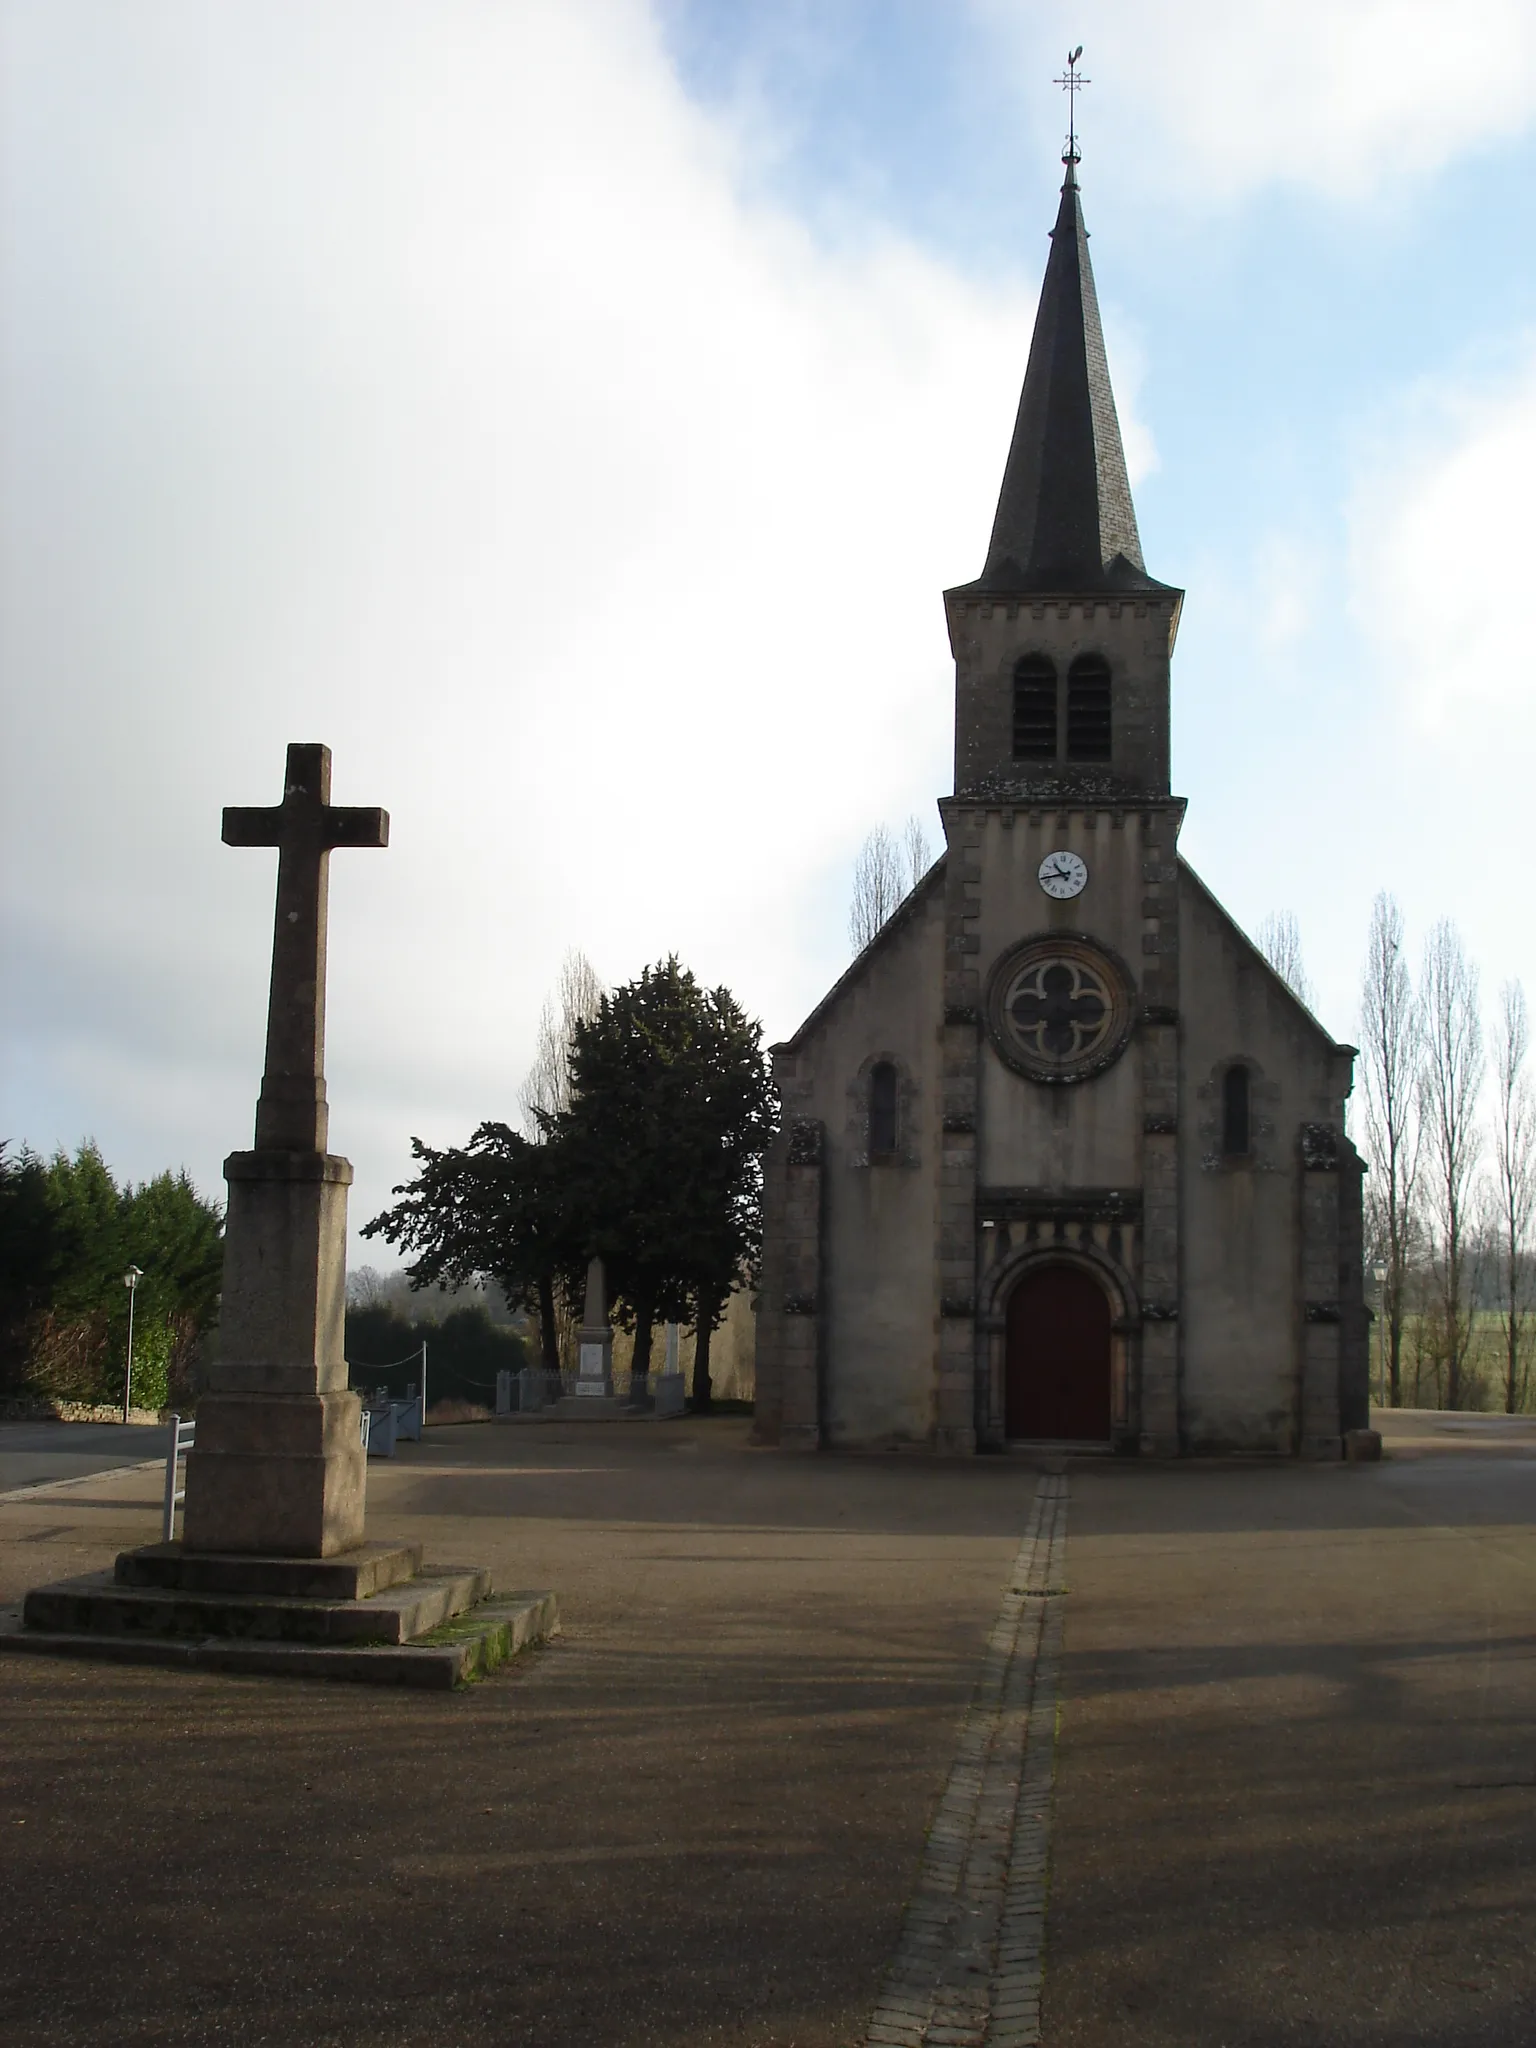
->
[1053, 45, 1089, 167]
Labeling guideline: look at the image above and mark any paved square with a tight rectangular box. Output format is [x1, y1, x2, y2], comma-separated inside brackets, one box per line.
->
[3, 1413, 1535, 2045]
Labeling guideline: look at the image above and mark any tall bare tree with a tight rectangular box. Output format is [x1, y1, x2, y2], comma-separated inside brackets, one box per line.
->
[902, 814, 934, 892]
[518, 949, 604, 1368]
[848, 825, 905, 954]
[1257, 909, 1316, 1010]
[520, 949, 604, 1135]
[1492, 979, 1536, 1414]
[1359, 893, 1422, 1406]
[1419, 918, 1485, 1410]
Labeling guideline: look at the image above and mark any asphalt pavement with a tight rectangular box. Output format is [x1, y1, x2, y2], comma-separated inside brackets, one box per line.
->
[0, 1411, 1533, 2046]
[0, 1419, 170, 1497]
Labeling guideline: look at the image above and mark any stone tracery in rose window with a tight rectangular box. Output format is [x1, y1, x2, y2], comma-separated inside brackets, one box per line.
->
[985, 935, 1134, 1084]
[1005, 956, 1114, 1063]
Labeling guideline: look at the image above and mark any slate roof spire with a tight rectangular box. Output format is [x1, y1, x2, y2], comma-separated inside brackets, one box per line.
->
[966, 161, 1162, 595]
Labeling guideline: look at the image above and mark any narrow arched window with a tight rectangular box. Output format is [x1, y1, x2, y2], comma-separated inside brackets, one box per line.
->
[869, 1061, 898, 1159]
[1066, 654, 1112, 762]
[1012, 655, 1057, 760]
[1222, 1064, 1251, 1157]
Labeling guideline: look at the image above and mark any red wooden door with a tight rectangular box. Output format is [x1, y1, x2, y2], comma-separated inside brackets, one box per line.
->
[1005, 1264, 1111, 1440]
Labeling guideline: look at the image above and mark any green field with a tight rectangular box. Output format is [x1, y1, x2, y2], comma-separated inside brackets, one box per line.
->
[1374, 1309, 1536, 1414]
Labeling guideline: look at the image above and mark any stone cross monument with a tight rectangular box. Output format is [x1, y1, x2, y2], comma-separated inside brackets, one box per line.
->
[182, 742, 388, 1558]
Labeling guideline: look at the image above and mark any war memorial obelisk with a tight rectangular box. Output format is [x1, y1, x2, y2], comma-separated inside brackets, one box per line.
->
[180, 741, 386, 1557]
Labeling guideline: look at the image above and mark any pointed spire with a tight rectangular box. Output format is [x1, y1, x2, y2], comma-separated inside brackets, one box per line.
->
[969, 166, 1158, 594]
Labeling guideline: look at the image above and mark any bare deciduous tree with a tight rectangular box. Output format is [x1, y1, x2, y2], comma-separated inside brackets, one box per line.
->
[1419, 918, 1485, 1410]
[850, 816, 936, 957]
[903, 814, 934, 892]
[517, 949, 604, 1370]
[520, 949, 604, 1135]
[1359, 893, 1422, 1407]
[1492, 979, 1536, 1415]
[848, 825, 905, 954]
[1257, 910, 1316, 1010]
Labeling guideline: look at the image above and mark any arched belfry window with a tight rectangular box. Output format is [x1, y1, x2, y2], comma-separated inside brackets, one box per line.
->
[1066, 655, 1112, 762]
[1012, 655, 1057, 760]
[1222, 1064, 1251, 1157]
[869, 1061, 899, 1159]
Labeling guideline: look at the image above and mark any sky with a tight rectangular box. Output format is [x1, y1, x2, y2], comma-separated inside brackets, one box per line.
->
[3, 0, 1536, 1260]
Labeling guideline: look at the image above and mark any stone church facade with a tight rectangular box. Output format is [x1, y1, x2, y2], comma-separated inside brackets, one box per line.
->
[754, 160, 1369, 1459]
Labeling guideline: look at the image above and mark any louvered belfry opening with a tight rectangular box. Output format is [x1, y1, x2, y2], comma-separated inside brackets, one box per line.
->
[1066, 654, 1112, 761]
[1012, 654, 1058, 759]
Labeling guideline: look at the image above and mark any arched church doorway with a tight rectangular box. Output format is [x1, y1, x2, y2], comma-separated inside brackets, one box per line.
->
[1005, 1263, 1112, 1441]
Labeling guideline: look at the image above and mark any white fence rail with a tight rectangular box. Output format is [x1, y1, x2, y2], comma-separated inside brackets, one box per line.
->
[161, 1414, 195, 1542]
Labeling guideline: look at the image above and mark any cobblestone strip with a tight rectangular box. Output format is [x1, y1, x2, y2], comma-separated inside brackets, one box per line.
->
[863, 1476, 1068, 2048]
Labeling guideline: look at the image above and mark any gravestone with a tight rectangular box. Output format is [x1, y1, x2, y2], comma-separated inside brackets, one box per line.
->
[575, 1257, 614, 1398]
[181, 742, 386, 1557]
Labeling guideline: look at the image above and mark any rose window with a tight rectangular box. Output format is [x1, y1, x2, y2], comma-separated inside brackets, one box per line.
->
[985, 936, 1133, 1084]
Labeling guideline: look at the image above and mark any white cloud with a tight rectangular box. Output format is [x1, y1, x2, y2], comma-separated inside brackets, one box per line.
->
[1352, 356, 1536, 736]
[1321, 342, 1536, 1034]
[977, 0, 1536, 201]
[2, 0, 1121, 1252]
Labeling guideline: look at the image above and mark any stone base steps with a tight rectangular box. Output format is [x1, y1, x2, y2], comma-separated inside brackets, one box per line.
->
[5, 1535, 558, 1689]
[23, 1564, 492, 1646]
[116, 1538, 424, 1601]
[0, 1590, 557, 1691]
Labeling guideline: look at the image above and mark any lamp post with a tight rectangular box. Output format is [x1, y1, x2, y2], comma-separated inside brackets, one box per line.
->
[1372, 1264, 1388, 1408]
[123, 1266, 144, 1423]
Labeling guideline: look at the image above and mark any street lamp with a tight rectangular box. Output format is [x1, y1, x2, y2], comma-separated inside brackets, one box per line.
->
[122, 1266, 144, 1423]
[1372, 1264, 1388, 1408]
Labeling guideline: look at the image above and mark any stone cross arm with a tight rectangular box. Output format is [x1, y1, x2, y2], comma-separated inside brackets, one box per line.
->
[225, 743, 388, 1154]
[223, 746, 389, 854]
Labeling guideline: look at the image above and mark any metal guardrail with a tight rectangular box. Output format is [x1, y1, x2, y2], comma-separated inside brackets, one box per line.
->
[161, 1414, 195, 1542]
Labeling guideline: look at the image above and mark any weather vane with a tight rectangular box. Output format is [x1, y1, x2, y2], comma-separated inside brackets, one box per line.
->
[1054, 45, 1089, 166]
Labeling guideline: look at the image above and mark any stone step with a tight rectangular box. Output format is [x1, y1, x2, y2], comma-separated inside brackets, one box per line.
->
[0, 1590, 558, 1691]
[115, 1540, 423, 1601]
[22, 1564, 491, 1646]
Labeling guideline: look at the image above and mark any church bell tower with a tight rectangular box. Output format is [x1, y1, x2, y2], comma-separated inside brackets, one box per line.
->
[945, 158, 1181, 804]
[933, 145, 1187, 1455]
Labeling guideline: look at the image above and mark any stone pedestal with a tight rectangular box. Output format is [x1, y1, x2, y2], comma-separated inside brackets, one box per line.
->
[653, 1372, 686, 1418]
[182, 1149, 365, 1557]
[574, 1256, 614, 1399]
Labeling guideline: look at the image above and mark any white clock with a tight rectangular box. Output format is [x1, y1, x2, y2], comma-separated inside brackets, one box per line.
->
[1037, 850, 1088, 900]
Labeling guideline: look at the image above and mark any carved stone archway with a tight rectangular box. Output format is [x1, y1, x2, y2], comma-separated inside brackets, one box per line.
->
[978, 1234, 1140, 1449]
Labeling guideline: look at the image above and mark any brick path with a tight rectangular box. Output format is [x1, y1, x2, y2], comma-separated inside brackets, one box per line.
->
[863, 1474, 1067, 2048]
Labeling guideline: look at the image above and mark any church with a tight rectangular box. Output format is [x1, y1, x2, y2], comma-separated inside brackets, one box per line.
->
[754, 150, 1369, 1459]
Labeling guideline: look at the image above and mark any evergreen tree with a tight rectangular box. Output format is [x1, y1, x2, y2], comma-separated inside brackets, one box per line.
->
[363, 1123, 578, 1372]
[560, 958, 774, 1407]
[0, 1142, 222, 1404]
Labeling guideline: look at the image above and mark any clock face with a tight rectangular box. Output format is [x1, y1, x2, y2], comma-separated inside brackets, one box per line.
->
[1037, 850, 1088, 900]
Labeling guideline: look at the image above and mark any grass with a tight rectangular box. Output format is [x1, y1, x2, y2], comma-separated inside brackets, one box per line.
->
[1374, 1310, 1536, 1414]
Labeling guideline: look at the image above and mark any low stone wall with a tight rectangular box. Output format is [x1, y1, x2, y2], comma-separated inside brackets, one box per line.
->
[0, 1396, 168, 1425]
[602, 1289, 757, 1402]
